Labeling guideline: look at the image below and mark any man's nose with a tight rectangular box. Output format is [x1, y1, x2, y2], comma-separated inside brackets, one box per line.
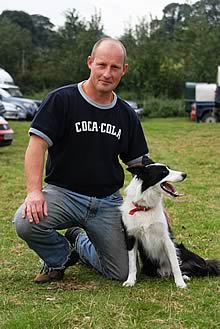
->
[103, 67, 111, 78]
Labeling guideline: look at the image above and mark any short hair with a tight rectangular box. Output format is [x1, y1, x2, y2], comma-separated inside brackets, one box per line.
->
[91, 37, 127, 64]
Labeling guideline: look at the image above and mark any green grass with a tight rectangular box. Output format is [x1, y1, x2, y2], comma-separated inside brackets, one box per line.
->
[0, 118, 219, 329]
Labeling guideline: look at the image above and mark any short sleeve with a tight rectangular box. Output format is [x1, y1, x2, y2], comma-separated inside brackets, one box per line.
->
[30, 91, 67, 145]
[120, 113, 149, 164]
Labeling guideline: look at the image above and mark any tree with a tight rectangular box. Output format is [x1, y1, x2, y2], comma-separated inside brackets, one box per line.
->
[0, 10, 55, 48]
[59, 9, 86, 42]
[192, 0, 220, 25]
[1, 10, 35, 35]
[31, 14, 55, 47]
[0, 17, 32, 77]
[160, 2, 192, 37]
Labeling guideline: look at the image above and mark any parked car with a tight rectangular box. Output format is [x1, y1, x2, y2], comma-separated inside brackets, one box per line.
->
[185, 82, 218, 122]
[0, 88, 38, 120]
[0, 83, 42, 108]
[125, 100, 144, 118]
[0, 116, 14, 146]
[0, 99, 6, 117]
[2, 101, 26, 120]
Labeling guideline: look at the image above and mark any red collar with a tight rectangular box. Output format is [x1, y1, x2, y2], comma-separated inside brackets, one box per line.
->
[129, 202, 151, 215]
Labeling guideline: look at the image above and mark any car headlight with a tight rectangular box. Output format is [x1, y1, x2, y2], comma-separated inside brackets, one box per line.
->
[16, 105, 25, 113]
[33, 103, 38, 110]
[22, 102, 32, 108]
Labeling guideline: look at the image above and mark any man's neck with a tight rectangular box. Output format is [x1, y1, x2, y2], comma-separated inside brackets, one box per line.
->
[82, 80, 114, 104]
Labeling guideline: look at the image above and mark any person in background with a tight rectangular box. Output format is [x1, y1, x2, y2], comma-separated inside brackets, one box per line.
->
[14, 37, 149, 284]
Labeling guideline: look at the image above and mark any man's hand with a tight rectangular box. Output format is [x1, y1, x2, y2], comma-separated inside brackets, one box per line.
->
[23, 135, 49, 224]
[22, 190, 48, 224]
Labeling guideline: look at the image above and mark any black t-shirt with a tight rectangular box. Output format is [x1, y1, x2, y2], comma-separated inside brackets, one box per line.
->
[30, 82, 149, 197]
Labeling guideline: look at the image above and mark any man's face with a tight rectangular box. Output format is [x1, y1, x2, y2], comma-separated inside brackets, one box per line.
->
[87, 41, 128, 94]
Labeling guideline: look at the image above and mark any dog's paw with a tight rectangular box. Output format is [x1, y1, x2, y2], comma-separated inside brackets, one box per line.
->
[183, 275, 190, 281]
[176, 281, 187, 289]
[122, 280, 135, 287]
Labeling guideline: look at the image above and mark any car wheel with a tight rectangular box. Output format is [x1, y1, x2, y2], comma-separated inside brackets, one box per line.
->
[201, 112, 217, 123]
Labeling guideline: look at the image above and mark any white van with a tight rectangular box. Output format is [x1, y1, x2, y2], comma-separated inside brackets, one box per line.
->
[0, 68, 23, 96]
[0, 67, 14, 85]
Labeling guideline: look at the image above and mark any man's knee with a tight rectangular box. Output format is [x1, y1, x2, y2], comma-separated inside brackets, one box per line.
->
[105, 258, 129, 282]
[14, 206, 33, 241]
[114, 265, 129, 282]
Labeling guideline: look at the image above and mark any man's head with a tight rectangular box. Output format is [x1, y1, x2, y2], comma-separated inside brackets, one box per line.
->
[91, 37, 127, 64]
[87, 37, 128, 95]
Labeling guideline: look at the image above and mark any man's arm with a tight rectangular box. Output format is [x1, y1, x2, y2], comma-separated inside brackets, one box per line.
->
[22, 134, 49, 224]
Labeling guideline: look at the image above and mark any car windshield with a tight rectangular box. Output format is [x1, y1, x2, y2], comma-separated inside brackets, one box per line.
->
[6, 88, 23, 97]
[125, 100, 138, 108]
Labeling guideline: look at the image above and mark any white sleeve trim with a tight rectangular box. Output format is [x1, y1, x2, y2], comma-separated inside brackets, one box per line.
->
[126, 154, 149, 166]
[29, 128, 53, 147]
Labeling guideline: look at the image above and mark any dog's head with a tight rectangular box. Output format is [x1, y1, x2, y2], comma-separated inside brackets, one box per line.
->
[127, 162, 187, 198]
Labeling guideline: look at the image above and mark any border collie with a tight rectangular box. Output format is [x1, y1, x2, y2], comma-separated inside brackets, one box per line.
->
[121, 158, 220, 289]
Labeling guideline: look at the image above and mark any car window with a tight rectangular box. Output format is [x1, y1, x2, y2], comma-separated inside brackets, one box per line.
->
[7, 88, 23, 97]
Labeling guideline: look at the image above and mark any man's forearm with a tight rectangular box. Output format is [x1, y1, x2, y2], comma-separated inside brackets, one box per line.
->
[25, 135, 48, 193]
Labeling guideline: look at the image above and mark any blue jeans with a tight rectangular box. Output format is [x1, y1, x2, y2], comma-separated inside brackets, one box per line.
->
[14, 184, 128, 281]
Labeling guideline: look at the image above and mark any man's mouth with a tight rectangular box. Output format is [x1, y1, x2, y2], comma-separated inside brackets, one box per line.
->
[99, 79, 112, 84]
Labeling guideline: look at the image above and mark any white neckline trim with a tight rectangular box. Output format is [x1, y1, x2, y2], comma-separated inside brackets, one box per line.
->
[77, 81, 117, 109]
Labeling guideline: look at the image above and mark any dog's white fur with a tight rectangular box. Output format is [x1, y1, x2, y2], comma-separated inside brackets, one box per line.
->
[121, 163, 189, 289]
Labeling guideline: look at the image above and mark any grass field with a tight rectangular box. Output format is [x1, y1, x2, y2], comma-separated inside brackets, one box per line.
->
[0, 118, 219, 329]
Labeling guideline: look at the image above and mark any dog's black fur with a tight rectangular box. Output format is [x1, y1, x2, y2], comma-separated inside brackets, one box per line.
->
[139, 239, 220, 278]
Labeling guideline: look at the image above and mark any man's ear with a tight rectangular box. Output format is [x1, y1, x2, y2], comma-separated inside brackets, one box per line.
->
[87, 56, 93, 69]
[122, 63, 128, 76]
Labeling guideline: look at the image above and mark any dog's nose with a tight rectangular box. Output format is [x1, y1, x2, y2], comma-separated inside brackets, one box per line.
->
[182, 173, 187, 180]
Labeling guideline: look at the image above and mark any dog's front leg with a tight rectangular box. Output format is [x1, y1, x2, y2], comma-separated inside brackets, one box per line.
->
[164, 239, 187, 289]
[123, 238, 138, 287]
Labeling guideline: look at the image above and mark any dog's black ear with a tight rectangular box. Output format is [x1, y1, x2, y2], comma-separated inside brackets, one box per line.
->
[142, 155, 155, 166]
[127, 166, 144, 176]
[127, 156, 155, 177]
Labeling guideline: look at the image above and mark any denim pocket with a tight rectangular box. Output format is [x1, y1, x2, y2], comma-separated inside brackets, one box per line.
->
[109, 191, 123, 204]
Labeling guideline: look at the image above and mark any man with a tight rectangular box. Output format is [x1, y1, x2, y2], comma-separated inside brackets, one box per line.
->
[14, 37, 149, 284]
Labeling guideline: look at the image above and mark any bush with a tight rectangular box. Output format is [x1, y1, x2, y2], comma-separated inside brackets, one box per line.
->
[143, 96, 186, 118]
[26, 89, 50, 101]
